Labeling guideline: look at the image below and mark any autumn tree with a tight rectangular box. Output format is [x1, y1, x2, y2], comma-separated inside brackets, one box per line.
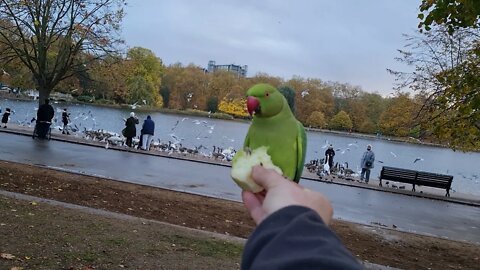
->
[390, 26, 480, 149]
[0, 0, 126, 105]
[306, 111, 326, 128]
[286, 77, 334, 123]
[164, 64, 206, 110]
[88, 55, 132, 103]
[378, 93, 419, 137]
[207, 70, 237, 100]
[126, 47, 163, 105]
[329, 110, 353, 131]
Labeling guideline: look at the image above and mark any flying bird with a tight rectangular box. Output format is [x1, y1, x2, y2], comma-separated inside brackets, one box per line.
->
[301, 89, 309, 98]
[413, 157, 424, 163]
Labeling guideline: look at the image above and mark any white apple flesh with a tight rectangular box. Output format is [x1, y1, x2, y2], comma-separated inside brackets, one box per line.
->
[231, 147, 283, 193]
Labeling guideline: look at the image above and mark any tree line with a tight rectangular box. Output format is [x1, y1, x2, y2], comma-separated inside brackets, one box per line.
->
[1, 0, 479, 151]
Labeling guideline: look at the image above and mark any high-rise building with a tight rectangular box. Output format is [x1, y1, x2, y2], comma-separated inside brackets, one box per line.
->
[207, 60, 248, 78]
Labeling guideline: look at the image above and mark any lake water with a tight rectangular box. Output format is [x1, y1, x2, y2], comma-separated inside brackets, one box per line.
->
[2, 98, 480, 196]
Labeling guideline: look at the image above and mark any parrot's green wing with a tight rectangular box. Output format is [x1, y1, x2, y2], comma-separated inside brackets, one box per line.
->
[294, 121, 307, 183]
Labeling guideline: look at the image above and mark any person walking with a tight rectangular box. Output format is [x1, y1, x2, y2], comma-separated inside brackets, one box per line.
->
[124, 112, 139, 147]
[324, 144, 335, 173]
[360, 144, 375, 183]
[1, 108, 11, 128]
[141, 115, 155, 150]
[62, 108, 70, 135]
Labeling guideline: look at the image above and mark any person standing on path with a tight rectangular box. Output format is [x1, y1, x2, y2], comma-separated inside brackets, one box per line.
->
[124, 112, 139, 147]
[324, 144, 335, 173]
[1, 108, 11, 128]
[36, 99, 54, 139]
[62, 108, 70, 135]
[360, 144, 375, 183]
[141, 115, 155, 151]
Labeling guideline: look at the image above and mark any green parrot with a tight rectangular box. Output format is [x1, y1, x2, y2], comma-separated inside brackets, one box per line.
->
[244, 83, 307, 183]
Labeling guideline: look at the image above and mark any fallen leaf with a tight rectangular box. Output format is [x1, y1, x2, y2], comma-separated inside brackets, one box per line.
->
[1, 253, 15, 260]
[30, 202, 37, 206]
[10, 267, 23, 270]
[24, 256, 31, 260]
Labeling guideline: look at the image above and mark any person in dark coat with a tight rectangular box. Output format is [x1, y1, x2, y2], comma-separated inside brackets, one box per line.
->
[36, 99, 54, 138]
[325, 144, 335, 173]
[2, 108, 11, 128]
[241, 166, 363, 270]
[62, 108, 70, 135]
[141, 115, 155, 150]
[124, 112, 139, 147]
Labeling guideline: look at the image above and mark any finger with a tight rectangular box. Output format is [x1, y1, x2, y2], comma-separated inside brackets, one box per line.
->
[242, 191, 265, 224]
[251, 166, 284, 190]
[254, 191, 266, 204]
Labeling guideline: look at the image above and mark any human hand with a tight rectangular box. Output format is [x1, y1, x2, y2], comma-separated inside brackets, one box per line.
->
[242, 166, 333, 225]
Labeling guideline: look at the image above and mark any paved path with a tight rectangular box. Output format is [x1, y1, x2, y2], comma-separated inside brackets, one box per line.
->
[0, 132, 479, 244]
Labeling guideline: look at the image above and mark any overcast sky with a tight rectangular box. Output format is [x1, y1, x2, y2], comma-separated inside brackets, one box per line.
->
[122, 0, 419, 95]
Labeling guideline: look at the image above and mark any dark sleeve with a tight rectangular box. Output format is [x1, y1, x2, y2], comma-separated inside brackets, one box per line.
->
[242, 206, 363, 270]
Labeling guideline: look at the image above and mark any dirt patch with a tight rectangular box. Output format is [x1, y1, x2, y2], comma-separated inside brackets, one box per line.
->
[0, 160, 479, 269]
[0, 196, 242, 270]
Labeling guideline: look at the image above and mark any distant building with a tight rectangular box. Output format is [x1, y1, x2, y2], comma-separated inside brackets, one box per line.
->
[207, 60, 248, 78]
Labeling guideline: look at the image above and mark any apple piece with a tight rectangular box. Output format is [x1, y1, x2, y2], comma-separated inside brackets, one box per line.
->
[231, 146, 283, 193]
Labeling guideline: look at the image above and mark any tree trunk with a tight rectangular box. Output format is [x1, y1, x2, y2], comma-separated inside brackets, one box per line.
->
[38, 87, 51, 106]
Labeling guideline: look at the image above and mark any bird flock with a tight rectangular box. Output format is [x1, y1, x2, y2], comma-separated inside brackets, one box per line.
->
[81, 116, 238, 162]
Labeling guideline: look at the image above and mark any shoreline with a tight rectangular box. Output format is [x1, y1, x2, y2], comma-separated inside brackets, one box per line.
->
[1, 95, 453, 150]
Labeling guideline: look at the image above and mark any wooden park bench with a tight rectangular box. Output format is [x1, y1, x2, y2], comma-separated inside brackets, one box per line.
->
[379, 166, 454, 197]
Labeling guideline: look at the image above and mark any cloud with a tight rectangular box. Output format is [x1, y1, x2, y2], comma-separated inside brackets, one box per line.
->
[123, 0, 419, 94]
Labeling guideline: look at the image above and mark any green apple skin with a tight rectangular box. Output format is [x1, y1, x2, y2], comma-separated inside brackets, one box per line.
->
[231, 147, 283, 193]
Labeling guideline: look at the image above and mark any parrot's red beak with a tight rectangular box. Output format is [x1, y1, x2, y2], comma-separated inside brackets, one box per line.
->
[247, 96, 260, 116]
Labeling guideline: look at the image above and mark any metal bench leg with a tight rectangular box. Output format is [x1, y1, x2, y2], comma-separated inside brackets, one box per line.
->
[412, 184, 416, 192]
[379, 179, 382, 187]
[446, 189, 450, 197]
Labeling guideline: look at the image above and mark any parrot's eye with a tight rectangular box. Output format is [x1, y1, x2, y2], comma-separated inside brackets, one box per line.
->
[265, 92, 270, 97]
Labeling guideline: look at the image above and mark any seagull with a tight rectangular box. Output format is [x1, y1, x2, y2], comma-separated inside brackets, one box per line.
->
[390, 152, 397, 158]
[129, 102, 139, 110]
[301, 89, 309, 98]
[413, 157, 424, 163]
[321, 140, 329, 149]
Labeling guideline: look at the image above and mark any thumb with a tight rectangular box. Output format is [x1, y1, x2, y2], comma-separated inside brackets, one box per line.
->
[251, 165, 283, 190]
